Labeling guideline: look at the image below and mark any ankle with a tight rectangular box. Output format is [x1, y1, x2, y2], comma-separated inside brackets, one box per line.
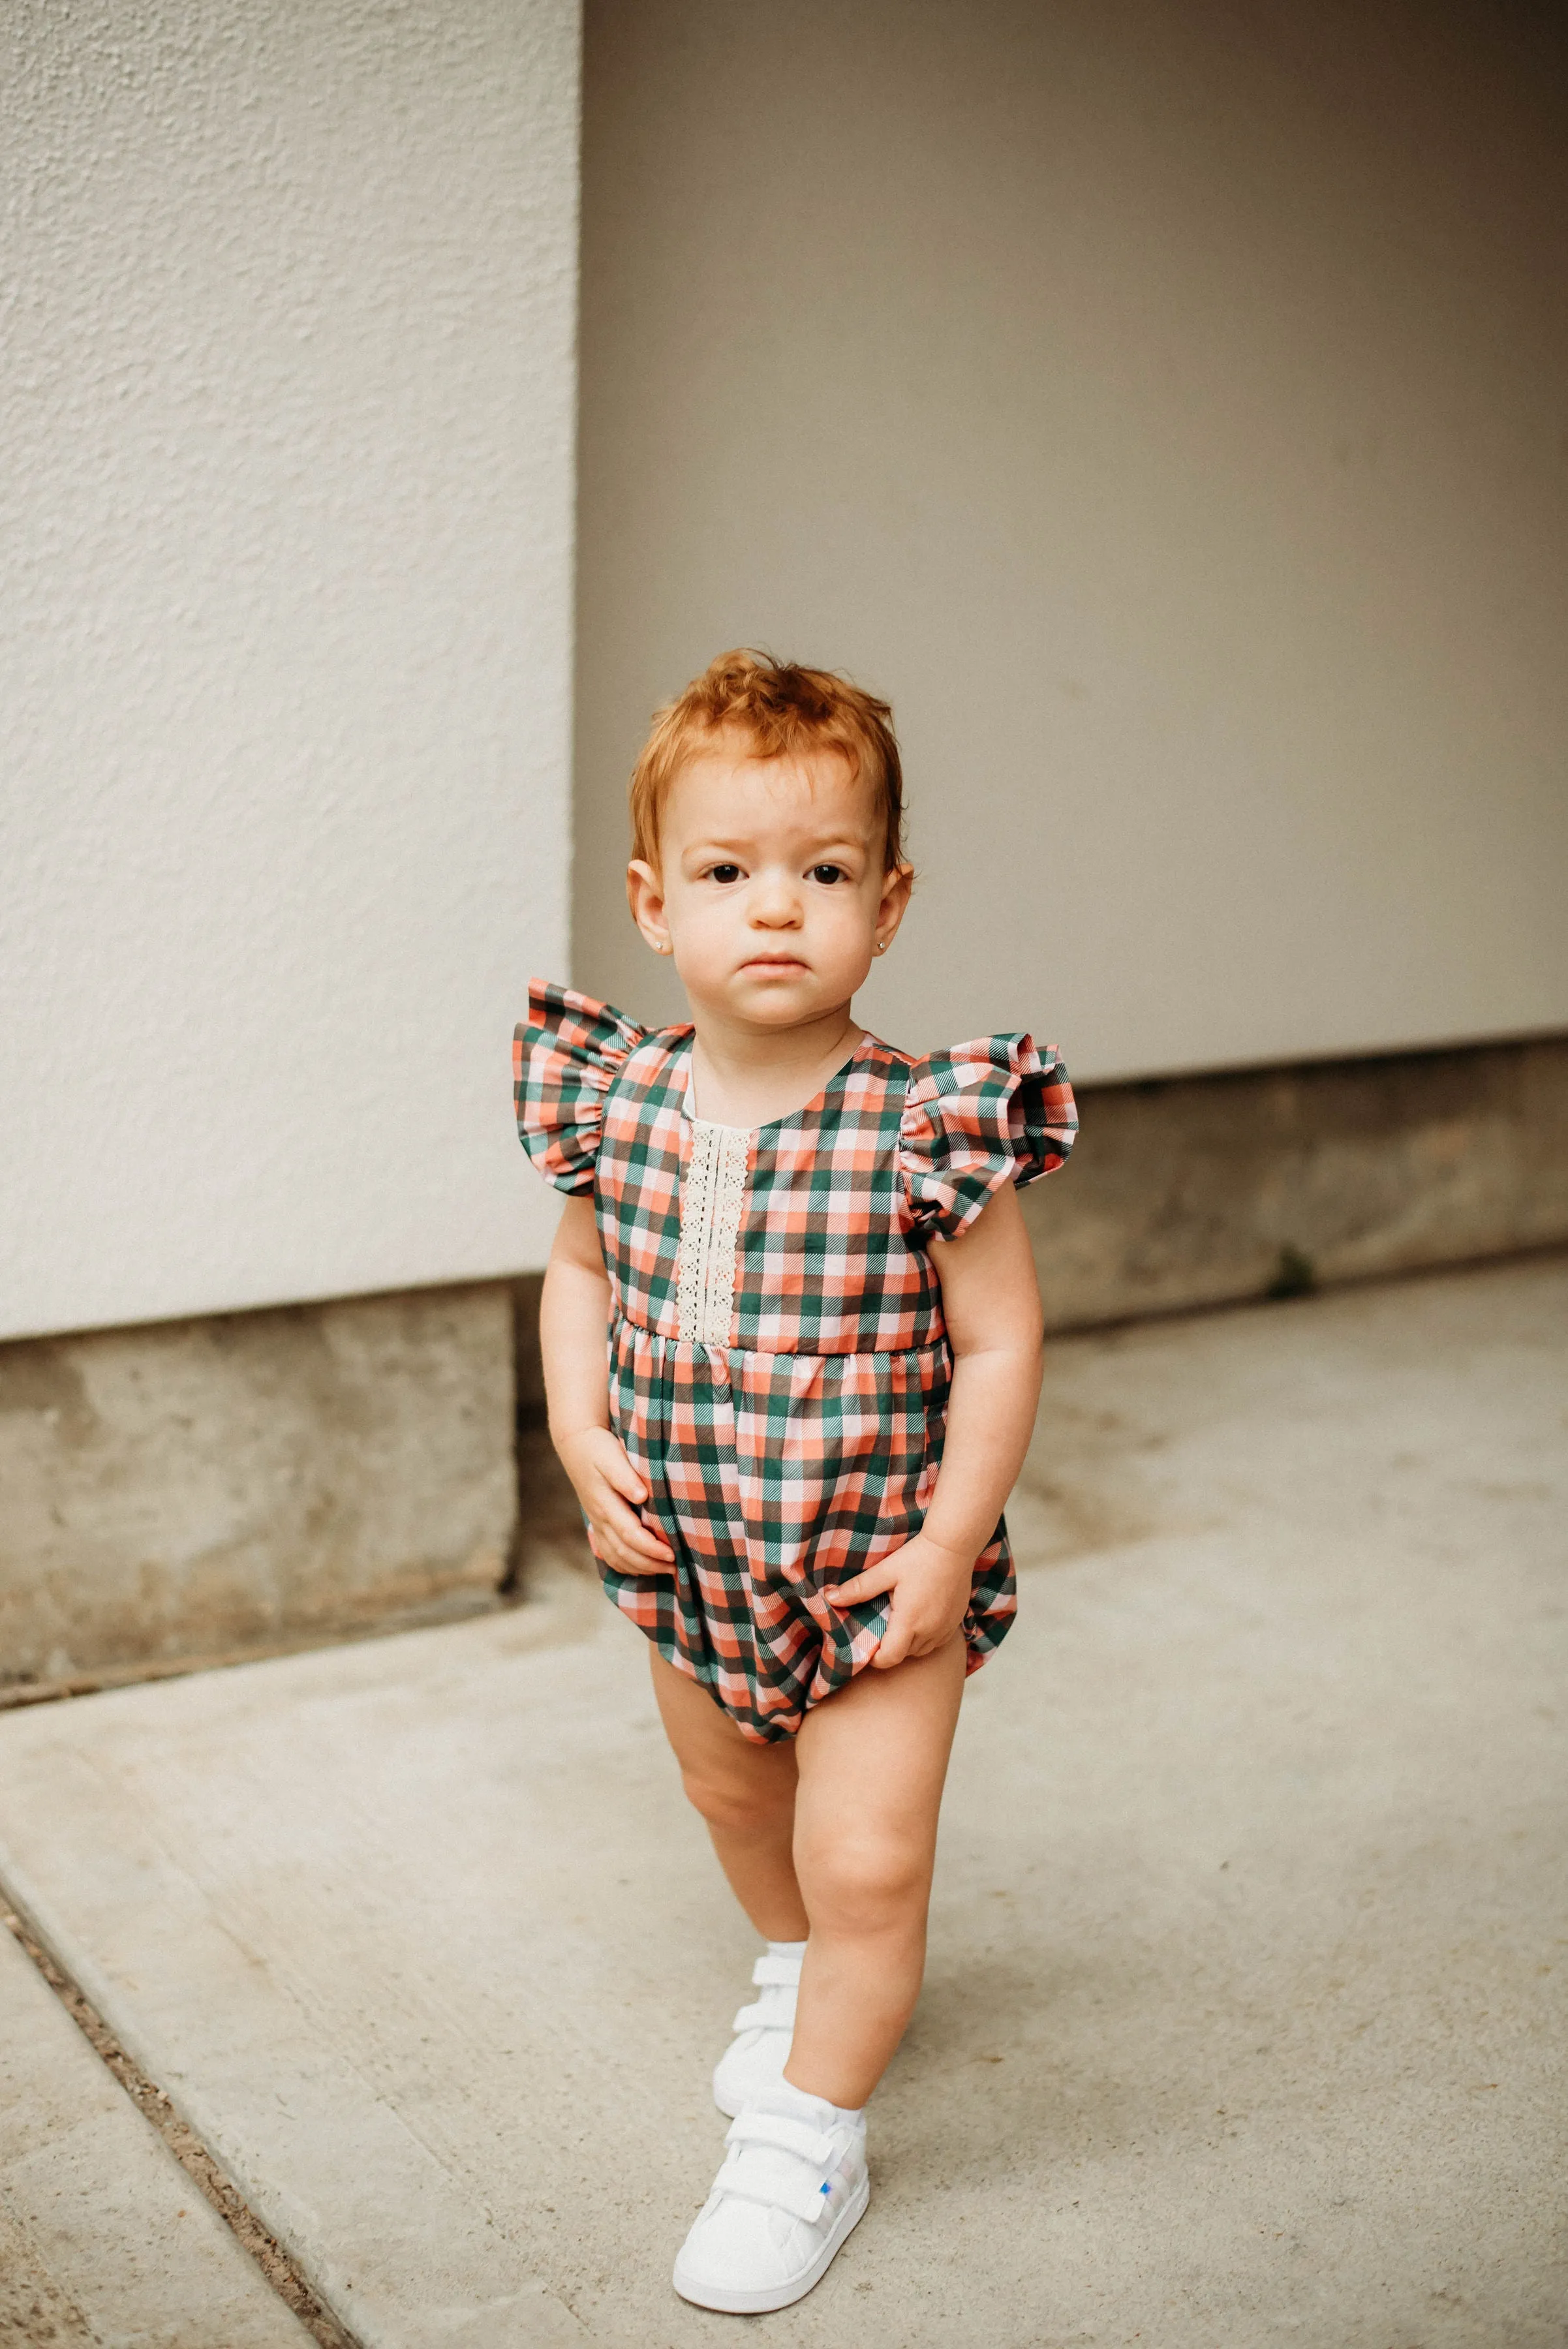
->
[775, 2070, 866, 2130]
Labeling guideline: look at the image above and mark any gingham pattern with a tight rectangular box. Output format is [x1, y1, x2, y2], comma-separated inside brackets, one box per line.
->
[515, 980, 1077, 1743]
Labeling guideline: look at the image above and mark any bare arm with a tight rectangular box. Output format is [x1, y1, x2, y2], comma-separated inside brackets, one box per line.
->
[833, 1180, 1044, 1668]
[540, 1195, 673, 1572]
[917, 1180, 1045, 1565]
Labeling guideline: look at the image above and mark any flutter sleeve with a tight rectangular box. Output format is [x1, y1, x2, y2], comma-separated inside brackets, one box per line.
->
[899, 1033, 1077, 1242]
[513, 979, 648, 1194]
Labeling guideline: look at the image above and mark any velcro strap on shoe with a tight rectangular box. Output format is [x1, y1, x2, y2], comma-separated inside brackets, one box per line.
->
[731, 1989, 797, 2033]
[720, 2169, 834, 2226]
[751, 1952, 804, 1988]
[726, 2110, 836, 2167]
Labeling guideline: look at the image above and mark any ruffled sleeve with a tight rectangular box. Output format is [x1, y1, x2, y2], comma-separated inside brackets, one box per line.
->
[899, 1034, 1077, 1242]
[513, 980, 647, 1194]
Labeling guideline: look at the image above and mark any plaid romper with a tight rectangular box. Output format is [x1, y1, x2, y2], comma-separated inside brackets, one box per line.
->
[515, 981, 1077, 1743]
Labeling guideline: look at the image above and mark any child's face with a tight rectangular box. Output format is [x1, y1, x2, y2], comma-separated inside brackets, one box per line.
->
[627, 739, 911, 1030]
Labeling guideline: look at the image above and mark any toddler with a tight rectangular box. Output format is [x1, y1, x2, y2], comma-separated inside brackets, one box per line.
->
[515, 651, 1075, 2312]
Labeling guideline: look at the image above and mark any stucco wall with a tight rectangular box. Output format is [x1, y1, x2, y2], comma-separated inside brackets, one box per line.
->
[574, 0, 1568, 1078]
[1, 0, 580, 1342]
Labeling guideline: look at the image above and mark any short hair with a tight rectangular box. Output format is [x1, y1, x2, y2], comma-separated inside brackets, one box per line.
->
[628, 649, 906, 872]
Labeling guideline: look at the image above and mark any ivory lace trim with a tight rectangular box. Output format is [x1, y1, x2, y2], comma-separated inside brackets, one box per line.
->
[676, 1120, 749, 1345]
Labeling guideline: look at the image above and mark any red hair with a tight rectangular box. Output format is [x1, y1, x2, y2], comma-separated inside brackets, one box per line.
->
[629, 650, 906, 871]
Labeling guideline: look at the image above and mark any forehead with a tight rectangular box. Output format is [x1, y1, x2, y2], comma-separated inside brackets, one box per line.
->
[663, 743, 876, 842]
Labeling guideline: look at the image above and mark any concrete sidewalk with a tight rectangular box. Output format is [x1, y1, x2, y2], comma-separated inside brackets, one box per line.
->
[0, 1901, 314, 2346]
[1, 1258, 1564, 2347]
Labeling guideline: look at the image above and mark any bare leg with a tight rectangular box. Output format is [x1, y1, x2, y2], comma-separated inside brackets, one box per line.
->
[786, 1635, 967, 2109]
[649, 1648, 809, 1941]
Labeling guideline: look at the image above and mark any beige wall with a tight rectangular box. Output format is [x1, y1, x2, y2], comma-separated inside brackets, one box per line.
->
[1, 0, 579, 1338]
[574, 0, 1568, 1081]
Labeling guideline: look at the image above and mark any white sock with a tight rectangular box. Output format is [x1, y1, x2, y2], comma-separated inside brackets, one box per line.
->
[761, 1946, 864, 2129]
[771, 2072, 866, 2130]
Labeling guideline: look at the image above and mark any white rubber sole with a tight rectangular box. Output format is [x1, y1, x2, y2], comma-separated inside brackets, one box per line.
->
[671, 2173, 870, 2314]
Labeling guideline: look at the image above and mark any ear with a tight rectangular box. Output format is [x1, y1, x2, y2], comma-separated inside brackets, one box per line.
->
[872, 861, 914, 955]
[626, 859, 672, 956]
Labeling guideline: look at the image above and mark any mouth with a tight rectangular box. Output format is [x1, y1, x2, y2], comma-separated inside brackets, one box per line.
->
[741, 954, 809, 975]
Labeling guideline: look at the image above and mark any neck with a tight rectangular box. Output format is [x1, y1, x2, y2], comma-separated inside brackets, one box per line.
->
[687, 1002, 863, 1128]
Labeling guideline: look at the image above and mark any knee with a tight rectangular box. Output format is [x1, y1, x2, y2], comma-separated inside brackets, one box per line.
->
[797, 1832, 929, 1935]
[681, 1766, 794, 1837]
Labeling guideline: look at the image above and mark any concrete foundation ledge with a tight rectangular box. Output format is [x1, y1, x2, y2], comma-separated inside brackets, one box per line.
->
[0, 1283, 516, 1696]
[1027, 1027, 1568, 1328]
[4, 1030, 1564, 1695]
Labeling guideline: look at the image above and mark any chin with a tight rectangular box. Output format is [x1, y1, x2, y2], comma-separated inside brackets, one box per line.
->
[739, 981, 810, 1004]
[733, 979, 818, 1018]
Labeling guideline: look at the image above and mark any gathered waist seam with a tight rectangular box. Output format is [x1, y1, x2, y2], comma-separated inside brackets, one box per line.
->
[609, 1315, 948, 1366]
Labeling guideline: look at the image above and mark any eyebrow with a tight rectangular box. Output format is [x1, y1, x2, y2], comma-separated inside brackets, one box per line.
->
[684, 835, 870, 857]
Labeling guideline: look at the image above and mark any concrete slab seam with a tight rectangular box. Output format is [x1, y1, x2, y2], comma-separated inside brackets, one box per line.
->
[0, 1588, 510, 1716]
[1, 1901, 361, 2349]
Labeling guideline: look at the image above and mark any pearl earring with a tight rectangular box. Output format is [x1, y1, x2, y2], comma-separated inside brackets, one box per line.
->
[876, 940, 887, 953]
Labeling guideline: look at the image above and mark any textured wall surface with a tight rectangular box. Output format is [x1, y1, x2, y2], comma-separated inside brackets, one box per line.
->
[1, 0, 579, 1341]
[0, 1282, 515, 1690]
[575, 0, 1568, 1079]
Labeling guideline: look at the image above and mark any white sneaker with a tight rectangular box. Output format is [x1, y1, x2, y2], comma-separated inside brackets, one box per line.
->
[673, 2083, 869, 2314]
[711, 1947, 802, 2119]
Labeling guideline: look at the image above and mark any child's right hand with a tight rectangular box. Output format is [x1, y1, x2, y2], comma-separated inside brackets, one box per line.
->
[553, 1426, 676, 1574]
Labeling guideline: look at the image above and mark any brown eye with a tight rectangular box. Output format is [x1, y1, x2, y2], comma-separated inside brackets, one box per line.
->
[812, 863, 845, 885]
[710, 863, 741, 883]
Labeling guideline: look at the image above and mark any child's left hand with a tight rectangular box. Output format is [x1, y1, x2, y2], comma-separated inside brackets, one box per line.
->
[831, 1533, 974, 1671]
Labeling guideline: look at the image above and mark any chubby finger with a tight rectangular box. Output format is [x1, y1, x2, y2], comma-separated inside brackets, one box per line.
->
[607, 1544, 673, 1575]
[831, 1562, 899, 1606]
[599, 1445, 650, 1505]
[597, 1523, 673, 1573]
[872, 1611, 916, 1671]
[594, 1490, 673, 1562]
[623, 1518, 675, 1564]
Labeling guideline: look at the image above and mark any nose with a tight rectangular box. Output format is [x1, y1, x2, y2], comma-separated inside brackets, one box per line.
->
[749, 872, 803, 928]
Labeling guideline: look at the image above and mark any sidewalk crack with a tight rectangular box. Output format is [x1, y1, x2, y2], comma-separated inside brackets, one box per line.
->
[1, 1905, 361, 2349]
